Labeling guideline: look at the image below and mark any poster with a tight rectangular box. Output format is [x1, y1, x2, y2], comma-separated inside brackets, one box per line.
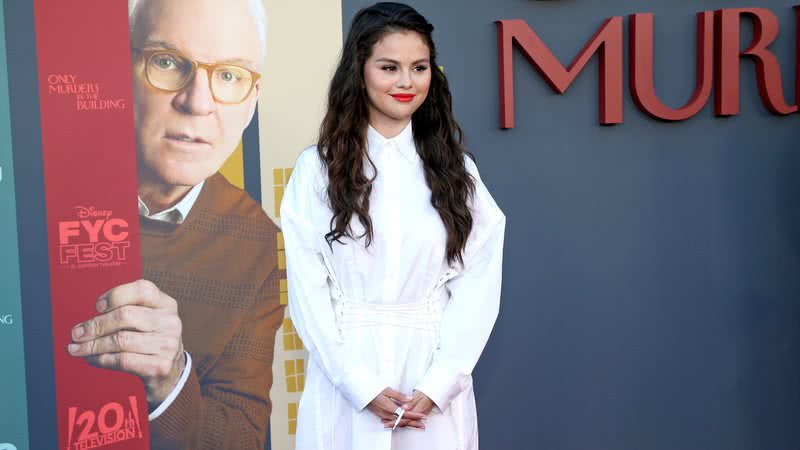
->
[1, 0, 334, 448]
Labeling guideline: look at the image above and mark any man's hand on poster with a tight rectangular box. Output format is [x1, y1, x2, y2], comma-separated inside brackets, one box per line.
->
[67, 279, 185, 407]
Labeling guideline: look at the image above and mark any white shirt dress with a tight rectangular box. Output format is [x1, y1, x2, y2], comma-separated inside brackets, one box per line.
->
[280, 122, 505, 450]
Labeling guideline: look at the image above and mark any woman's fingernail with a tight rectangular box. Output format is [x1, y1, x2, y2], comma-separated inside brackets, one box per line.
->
[67, 343, 80, 354]
[72, 325, 85, 339]
[96, 299, 107, 312]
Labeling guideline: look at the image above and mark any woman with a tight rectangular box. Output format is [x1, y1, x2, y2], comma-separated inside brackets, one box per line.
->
[280, 3, 505, 449]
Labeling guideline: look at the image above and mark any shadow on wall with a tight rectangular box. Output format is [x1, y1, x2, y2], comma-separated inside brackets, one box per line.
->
[719, 121, 800, 449]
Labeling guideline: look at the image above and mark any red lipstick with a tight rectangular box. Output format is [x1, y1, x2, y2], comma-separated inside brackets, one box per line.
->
[390, 94, 415, 103]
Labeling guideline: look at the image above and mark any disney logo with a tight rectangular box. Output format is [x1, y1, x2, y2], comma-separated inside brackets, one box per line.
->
[75, 206, 113, 220]
[0, 314, 13, 325]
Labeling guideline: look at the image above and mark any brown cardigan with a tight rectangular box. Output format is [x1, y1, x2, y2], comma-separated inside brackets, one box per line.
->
[141, 173, 284, 449]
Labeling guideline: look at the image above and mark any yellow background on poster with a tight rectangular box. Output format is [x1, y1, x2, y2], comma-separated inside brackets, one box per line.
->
[216, 2, 340, 446]
[258, 1, 343, 448]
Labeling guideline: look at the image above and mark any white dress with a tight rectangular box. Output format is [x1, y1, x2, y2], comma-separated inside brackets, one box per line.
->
[281, 122, 505, 450]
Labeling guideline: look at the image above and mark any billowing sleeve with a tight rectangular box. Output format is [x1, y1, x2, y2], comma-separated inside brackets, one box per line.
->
[415, 157, 506, 411]
[280, 148, 386, 411]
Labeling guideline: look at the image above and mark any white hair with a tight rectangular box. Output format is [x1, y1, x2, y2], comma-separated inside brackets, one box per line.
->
[128, 0, 268, 67]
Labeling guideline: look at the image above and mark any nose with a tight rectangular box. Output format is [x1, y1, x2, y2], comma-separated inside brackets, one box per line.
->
[396, 68, 412, 89]
[172, 68, 216, 115]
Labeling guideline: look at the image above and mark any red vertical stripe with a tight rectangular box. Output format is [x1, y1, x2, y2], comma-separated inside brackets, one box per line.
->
[33, 0, 149, 449]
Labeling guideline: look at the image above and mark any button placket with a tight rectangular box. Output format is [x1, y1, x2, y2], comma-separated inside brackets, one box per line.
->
[382, 139, 401, 301]
[381, 139, 400, 378]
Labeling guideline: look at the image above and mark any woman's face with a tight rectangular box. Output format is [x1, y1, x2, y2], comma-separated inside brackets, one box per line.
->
[363, 30, 432, 132]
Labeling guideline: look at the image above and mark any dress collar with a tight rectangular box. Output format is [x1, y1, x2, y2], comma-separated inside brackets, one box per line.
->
[366, 121, 418, 164]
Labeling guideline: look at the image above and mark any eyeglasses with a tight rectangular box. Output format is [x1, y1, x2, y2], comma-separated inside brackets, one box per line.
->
[134, 49, 261, 104]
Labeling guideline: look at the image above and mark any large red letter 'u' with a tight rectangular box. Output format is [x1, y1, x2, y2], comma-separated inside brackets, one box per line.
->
[630, 12, 715, 121]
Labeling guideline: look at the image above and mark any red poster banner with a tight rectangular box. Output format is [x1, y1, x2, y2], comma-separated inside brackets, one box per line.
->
[33, 0, 149, 449]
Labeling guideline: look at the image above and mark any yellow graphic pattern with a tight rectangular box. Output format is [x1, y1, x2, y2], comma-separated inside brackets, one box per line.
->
[273, 167, 293, 218]
[277, 231, 286, 271]
[274, 165, 306, 441]
[285, 358, 306, 393]
[219, 140, 245, 189]
[282, 318, 304, 351]
[288, 402, 299, 435]
[280, 278, 288, 306]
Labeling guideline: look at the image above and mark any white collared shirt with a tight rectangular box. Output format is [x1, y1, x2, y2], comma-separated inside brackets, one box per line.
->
[137, 181, 203, 420]
[137, 180, 205, 224]
[366, 121, 419, 165]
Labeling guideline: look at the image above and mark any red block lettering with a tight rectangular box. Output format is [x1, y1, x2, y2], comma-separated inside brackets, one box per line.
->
[496, 17, 624, 128]
[715, 8, 797, 115]
[630, 12, 715, 121]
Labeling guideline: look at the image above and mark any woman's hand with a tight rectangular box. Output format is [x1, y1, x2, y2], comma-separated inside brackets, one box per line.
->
[368, 387, 427, 430]
[381, 390, 434, 430]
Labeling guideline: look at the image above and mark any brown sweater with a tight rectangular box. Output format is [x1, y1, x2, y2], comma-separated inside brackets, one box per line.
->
[142, 173, 284, 449]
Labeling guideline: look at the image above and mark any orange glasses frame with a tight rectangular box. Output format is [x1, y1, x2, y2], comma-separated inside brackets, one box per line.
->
[134, 48, 261, 104]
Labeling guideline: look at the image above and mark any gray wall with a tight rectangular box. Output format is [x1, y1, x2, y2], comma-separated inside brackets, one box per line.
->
[341, 1, 800, 448]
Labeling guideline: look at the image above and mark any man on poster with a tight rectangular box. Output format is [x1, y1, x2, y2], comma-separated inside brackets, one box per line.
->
[66, 0, 284, 448]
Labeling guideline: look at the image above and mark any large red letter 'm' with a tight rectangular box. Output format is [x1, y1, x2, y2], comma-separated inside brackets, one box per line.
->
[496, 18, 624, 128]
[715, 8, 797, 115]
[630, 12, 715, 121]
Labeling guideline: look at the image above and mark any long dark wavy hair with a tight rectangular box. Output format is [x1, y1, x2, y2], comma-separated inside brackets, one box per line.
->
[318, 2, 475, 266]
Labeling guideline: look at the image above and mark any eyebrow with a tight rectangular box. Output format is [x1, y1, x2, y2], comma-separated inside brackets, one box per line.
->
[374, 57, 430, 65]
[140, 39, 257, 69]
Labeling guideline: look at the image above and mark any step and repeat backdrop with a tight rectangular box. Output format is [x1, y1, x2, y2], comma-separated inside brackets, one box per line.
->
[1, 0, 799, 449]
